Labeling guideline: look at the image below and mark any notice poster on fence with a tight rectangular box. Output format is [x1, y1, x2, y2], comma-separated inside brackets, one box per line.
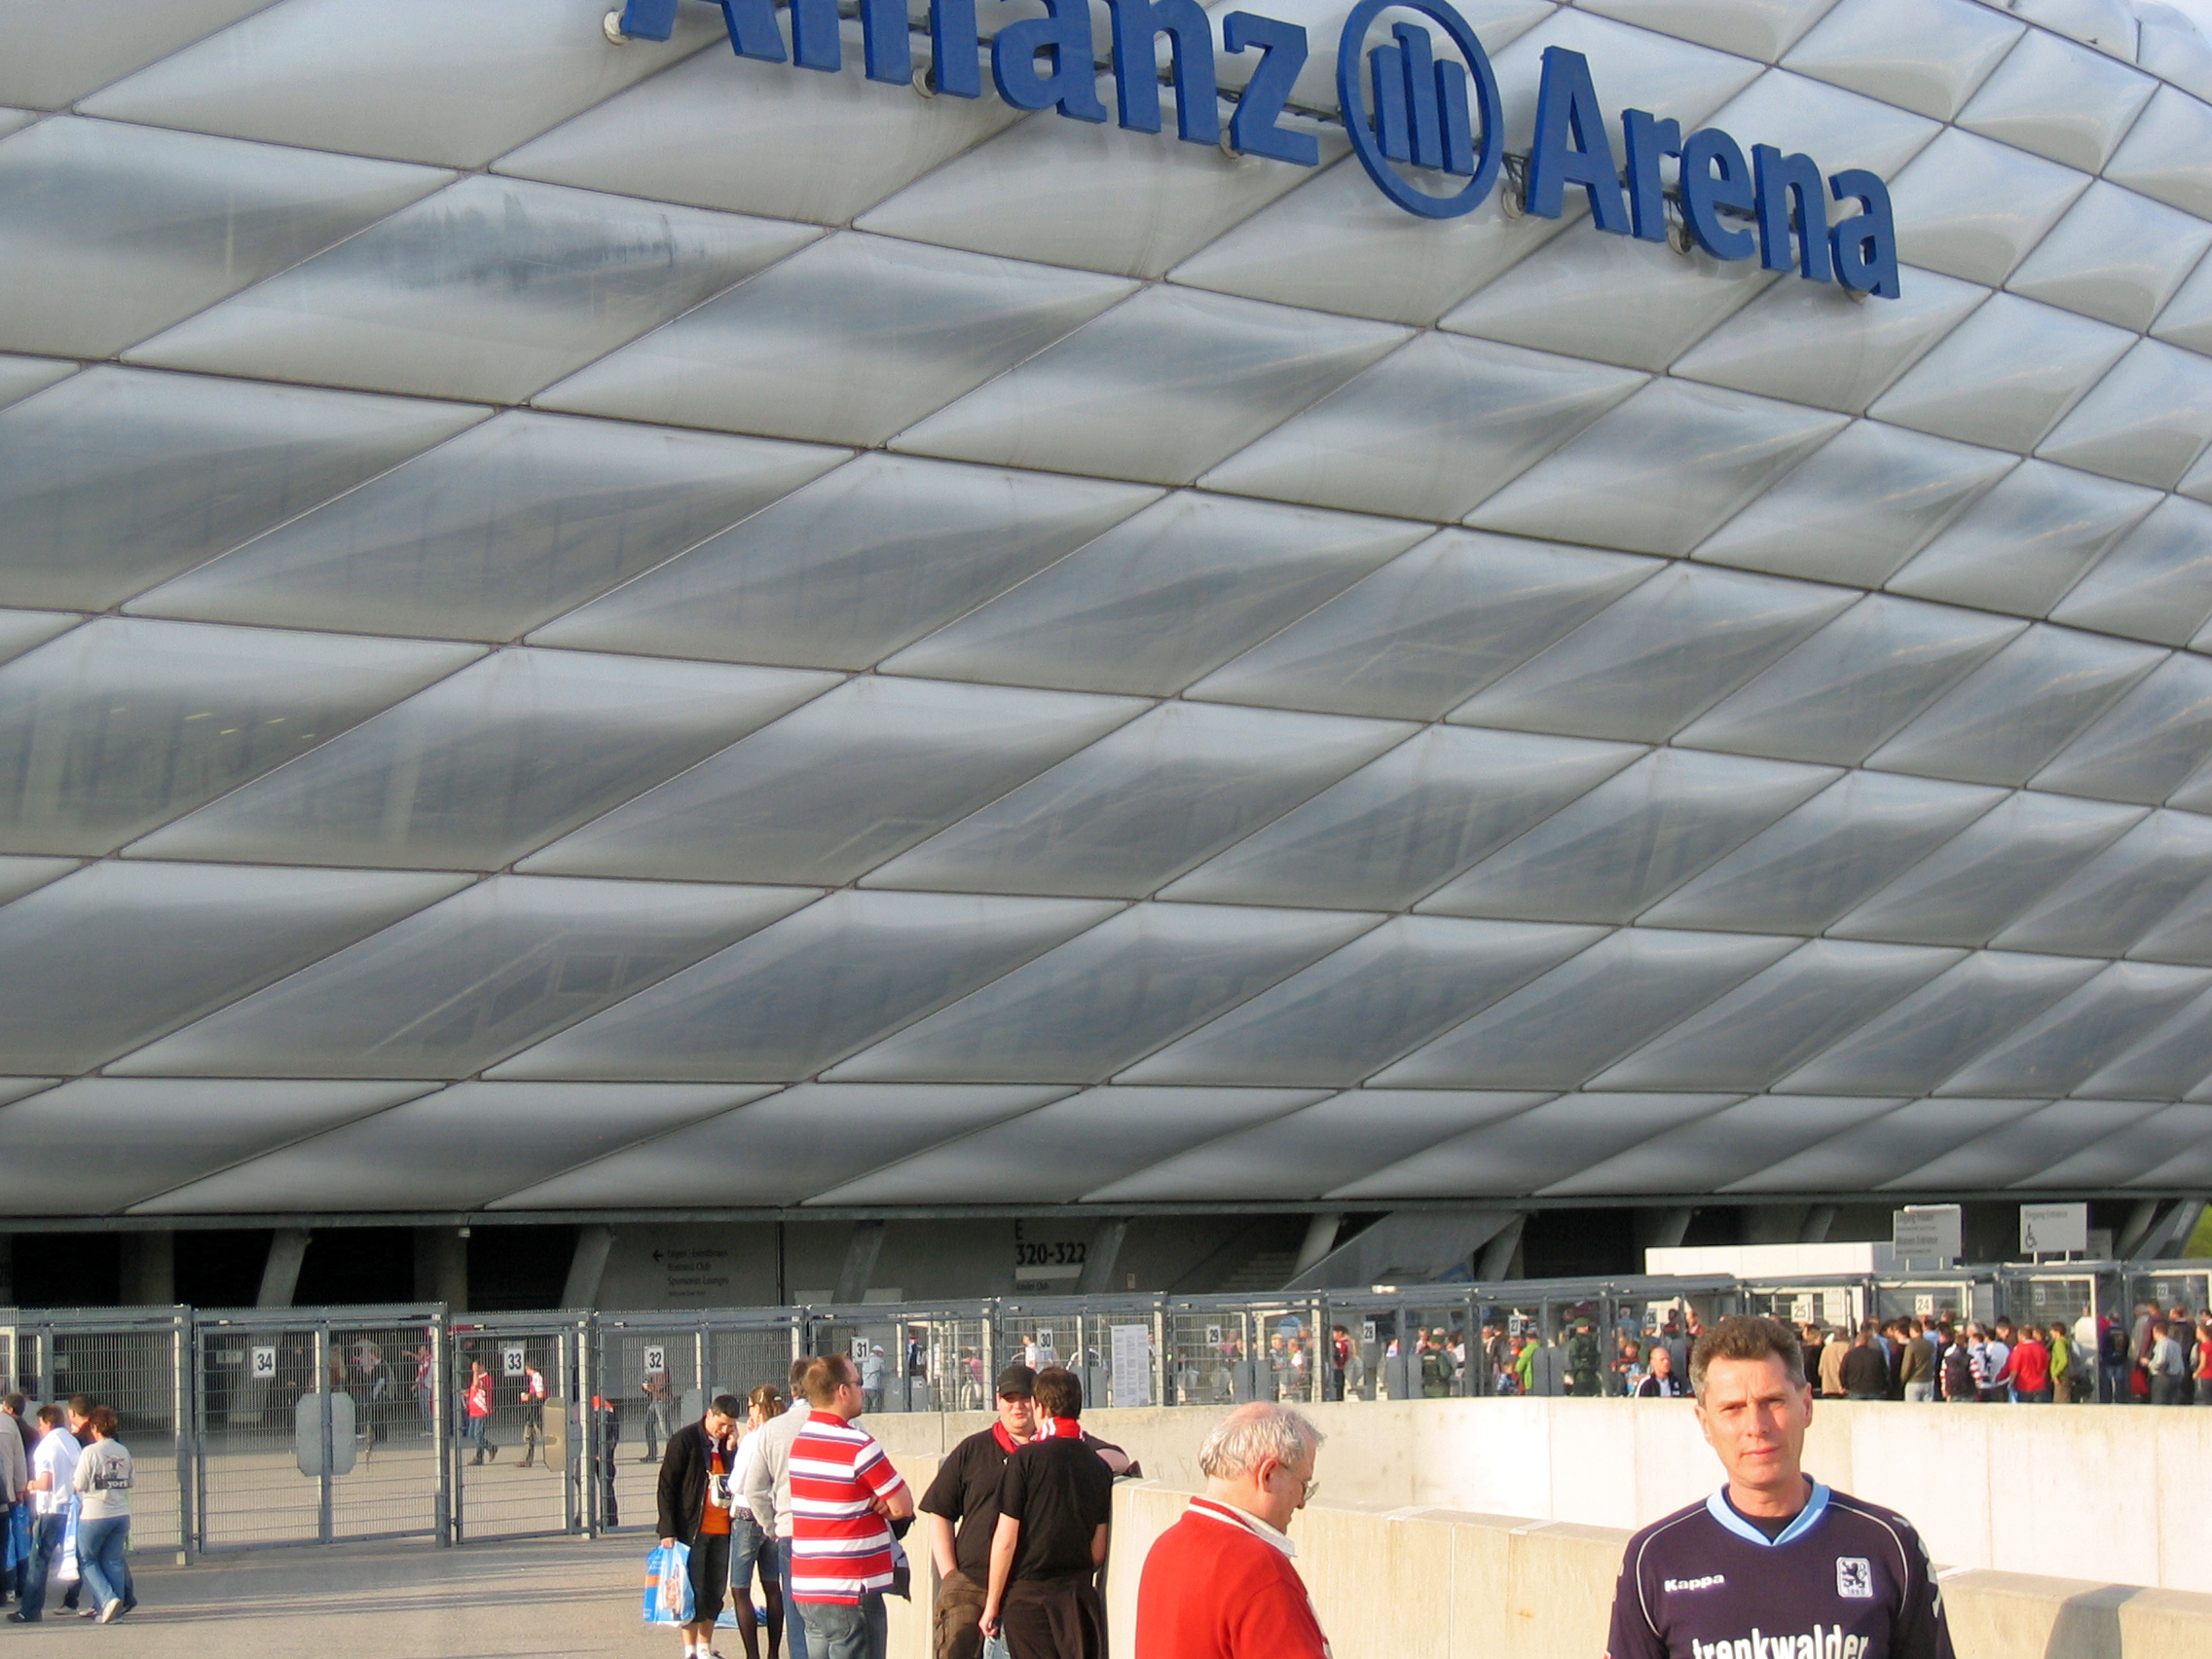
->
[1110, 1322, 1149, 1410]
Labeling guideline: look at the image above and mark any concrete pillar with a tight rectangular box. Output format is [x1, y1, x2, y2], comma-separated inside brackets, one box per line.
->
[833, 1221, 886, 1306]
[256, 1229, 311, 1309]
[1078, 1218, 1131, 1294]
[414, 1227, 468, 1312]
[2117, 1198, 2165, 1259]
[561, 1224, 615, 1309]
[1477, 1215, 1526, 1281]
[1799, 1204, 1838, 1245]
[121, 1231, 175, 1307]
[1635, 1207, 1694, 1252]
[1291, 1214, 1342, 1281]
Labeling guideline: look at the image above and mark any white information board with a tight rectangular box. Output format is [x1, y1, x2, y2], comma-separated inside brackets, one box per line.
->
[2021, 1202, 2088, 1256]
[1110, 1322, 1150, 1409]
[1893, 1204, 1963, 1263]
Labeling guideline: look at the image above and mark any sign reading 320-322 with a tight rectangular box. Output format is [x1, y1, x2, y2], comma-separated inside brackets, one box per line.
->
[612, 0, 1899, 297]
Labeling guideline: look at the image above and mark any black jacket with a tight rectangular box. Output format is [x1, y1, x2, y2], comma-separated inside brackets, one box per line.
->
[656, 1420, 719, 1543]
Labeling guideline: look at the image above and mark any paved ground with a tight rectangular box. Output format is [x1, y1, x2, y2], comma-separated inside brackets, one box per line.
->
[5, 1534, 659, 1658]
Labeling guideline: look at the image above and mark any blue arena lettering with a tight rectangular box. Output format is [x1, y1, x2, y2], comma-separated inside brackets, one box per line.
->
[605, 0, 1898, 294]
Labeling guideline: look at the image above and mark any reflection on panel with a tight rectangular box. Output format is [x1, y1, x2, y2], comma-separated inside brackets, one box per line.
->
[1886, 126, 2087, 286]
[1121, 916, 1605, 1087]
[0, 861, 464, 1073]
[1869, 292, 2130, 454]
[1991, 810, 2212, 957]
[133, 648, 837, 870]
[0, 610, 81, 668]
[1722, 1096, 2028, 1191]
[866, 702, 1411, 898]
[2107, 86, 2212, 221]
[1698, 64, 1938, 174]
[1781, 0, 2021, 121]
[2023, 1102, 2212, 1187]
[2007, 183, 2211, 335]
[130, 413, 843, 642]
[0, 1079, 435, 1216]
[2036, 340, 2212, 492]
[1883, 1098, 2140, 1190]
[494, 1085, 1071, 1207]
[1335, 1091, 1739, 1198]
[0, 855, 77, 906]
[1938, 962, 2212, 1098]
[2078, 986, 2212, 1099]
[0, 0, 279, 110]
[0, 618, 478, 854]
[489, 890, 1117, 1082]
[827, 902, 1379, 1083]
[1544, 1095, 1904, 1195]
[816, 1087, 1326, 1204]
[1955, 25, 2153, 172]
[525, 678, 1144, 886]
[2033, 654, 2212, 806]
[532, 453, 1157, 670]
[2050, 497, 2212, 646]
[882, 494, 1421, 695]
[1887, 460, 2156, 618]
[135, 1082, 773, 1213]
[106, 876, 817, 1079]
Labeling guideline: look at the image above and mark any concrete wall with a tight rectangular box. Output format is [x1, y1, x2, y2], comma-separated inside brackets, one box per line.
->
[868, 1394, 2212, 1594]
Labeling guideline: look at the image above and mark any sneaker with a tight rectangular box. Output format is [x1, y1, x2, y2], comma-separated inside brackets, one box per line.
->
[7, 1612, 39, 1623]
[99, 1600, 124, 1624]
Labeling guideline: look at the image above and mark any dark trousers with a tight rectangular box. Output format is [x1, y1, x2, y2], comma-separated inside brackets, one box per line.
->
[1001, 1575, 1105, 1659]
[934, 1567, 986, 1659]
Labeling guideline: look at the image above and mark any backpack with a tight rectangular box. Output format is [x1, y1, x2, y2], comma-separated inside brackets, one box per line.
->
[1941, 1346, 1972, 1396]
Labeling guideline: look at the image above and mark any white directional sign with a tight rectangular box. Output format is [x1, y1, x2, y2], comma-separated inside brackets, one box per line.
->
[1893, 1205, 1962, 1264]
[2021, 1202, 2088, 1257]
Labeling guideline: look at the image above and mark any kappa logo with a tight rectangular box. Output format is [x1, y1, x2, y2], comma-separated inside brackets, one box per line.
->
[1664, 1574, 1727, 1594]
[1835, 1557, 1874, 1600]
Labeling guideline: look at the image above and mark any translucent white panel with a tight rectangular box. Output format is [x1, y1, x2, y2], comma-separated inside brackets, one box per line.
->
[1595, 940, 1961, 1092]
[1121, 917, 1606, 1087]
[1780, 0, 2022, 120]
[1185, 532, 1658, 719]
[136, 1082, 773, 1214]
[1679, 596, 2023, 765]
[0, 609, 80, 667]
[1334, 1092, 1739, 1198]
[2034, 654, 2212, 806]
[856, 95, 1342, 281]
[829, 903, 1377, 1084]
[2009, 0, 2138, 58]
[0, 352, 74, 412]
[818, 1087, 1321, 1204]
[1772, 949, 2097, 1094]
[1202, 0, 1552, 112]
[1422, 750, 1836, 923]
[0, 855, 74, 905]
[1168, 157, 1580, 328]
[1936, 963, 2212, 1096]
[493, 1085, 1071, 1207]
[1438, 228, 1774, 376]
[1992, 810, 2212, 956]
[1643, 772, 2002, 935]
[1468, 381, 1846, 557]
[892, 286, 1407, 487]
[0, 116, 449, 358]
[2150, 238, 2212, 356]
[1884, 128, 2088, 287]
[2048, 497, 2212, 646]
[1673, 272, 1985, 424]
[531, 454, 1156, 671]
[0, 109, 27, 141]
[2037, 341, 2212, 491]
[881, 495, 1422, 694]
[0, 618, 479, 855]
[863, 703, 1410, 899]
[1868, 293, 2132, 453]
[1956, 26, 2156, 170]
[1721, 1097, 2027, 1190]
[1829, 791, 2142, 946]
[2076, 987, 2212, 1098]
[2005, 185, 2210, 333]
[1886, 460, 2157, 615]
[498, 21, 1026, 226]
[2138, 10, 2212, 102]
[0, 367, 488, 612]
[2106, 86, 2212, 220]
[1086, 1088, 1551, 1202]
[1883, 1099, 2138, 1190]
[1544, 1095, 1902, 1195]
[1161, 725, 1642, 910]
[2098, 1113, 2212, 1188]
[1692, 424, 2011, 591]
[106, 876, 817, 1080]
[1489, 10, 1762, 151]
[2022, 1103, 2212, 1187]
[0, 0, 276, 108]
[129, 177, 822, 404]
[0, 861, 463, 1073]
[1866, 626, 2161, 787]
[131, 414, 843, 643]
[536, 233, 1134, 447]
[133, 648, 836, 871]
[1575, 0, 1841, 62]
[520, 678, 1143, 885]
[1373, 928, 1797, 1088]
[1698, 66, 1940, 177]
[0, 1079, 435, 1217]
[0, 1079, 55, 1108]
[489, 891, 1117, 1082]
[1202, 334, 1645, 521]
[1450, 565, 1854, 742]
[78, 0, 723, 166]
[2131, 853, 2212, 966]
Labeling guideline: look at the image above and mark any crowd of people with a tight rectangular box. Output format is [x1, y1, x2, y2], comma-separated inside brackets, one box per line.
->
[0, 1393, 137, 1626]
[1791, 1301, 2212, 1405]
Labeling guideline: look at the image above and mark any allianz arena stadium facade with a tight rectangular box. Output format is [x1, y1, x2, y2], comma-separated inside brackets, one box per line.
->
[8, 0, 2212, 1291]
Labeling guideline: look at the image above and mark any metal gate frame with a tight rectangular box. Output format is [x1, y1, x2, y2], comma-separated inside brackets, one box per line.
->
[447, 1311, 587, 1544]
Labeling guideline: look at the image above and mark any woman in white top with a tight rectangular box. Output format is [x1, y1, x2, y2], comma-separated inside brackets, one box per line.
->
[725, 1385, 785, 1659]
[70, 1406, 134, 1623]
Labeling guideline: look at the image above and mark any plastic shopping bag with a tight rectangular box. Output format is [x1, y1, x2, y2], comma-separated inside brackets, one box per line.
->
[982, 1633, 1012, 1659]
[644, 1541, 694, 1625]
[56, 1512, 79, 1586]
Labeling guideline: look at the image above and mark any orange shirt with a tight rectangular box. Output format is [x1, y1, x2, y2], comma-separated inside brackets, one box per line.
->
[699, 1441, 732, 1537]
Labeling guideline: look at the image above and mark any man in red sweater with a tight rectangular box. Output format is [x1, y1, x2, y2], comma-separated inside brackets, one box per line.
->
[1132, 1403, 1330, 1659]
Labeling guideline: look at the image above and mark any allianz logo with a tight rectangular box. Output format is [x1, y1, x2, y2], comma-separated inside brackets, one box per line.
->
[608, 0, 1899, 297]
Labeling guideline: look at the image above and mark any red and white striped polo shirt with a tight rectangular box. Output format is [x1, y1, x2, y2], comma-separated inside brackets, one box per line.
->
[789, 1410, 907, 1604]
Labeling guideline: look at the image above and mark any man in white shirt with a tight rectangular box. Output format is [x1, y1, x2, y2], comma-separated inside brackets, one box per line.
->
[741, 1358, 817, 1659]
[8, 1405, 78, 1624]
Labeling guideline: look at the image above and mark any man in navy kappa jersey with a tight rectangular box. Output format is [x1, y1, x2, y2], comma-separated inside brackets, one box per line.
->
[1604, 1315, 1954, 1659]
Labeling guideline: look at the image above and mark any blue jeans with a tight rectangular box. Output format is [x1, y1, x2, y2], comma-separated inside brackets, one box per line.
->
[796, 1594, 886, 1659]
[75, 1516, 132, 1613]
[15, 1512, 67, 1621]
[779, 1538, 809, 1659]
